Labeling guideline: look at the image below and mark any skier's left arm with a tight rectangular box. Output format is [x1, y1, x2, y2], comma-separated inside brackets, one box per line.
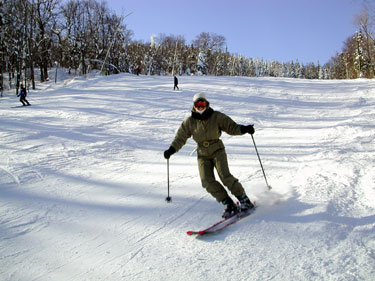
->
[218, 113, 255, 135]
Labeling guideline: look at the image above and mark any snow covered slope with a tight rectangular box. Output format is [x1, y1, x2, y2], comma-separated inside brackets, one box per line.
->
[1, 74, 374, 281]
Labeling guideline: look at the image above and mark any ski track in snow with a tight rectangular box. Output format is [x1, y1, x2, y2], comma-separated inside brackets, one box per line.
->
[1, 74, 375, 281]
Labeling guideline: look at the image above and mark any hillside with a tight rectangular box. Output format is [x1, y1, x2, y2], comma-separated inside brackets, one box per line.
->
[1, 74, 374, 281]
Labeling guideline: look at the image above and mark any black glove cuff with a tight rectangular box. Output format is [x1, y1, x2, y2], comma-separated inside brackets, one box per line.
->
[240, 125, 247, 134]
[240, 125, 255, 134]
[164, 146, 176, 159]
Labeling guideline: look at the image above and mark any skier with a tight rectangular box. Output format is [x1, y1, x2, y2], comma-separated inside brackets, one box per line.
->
[135, 66, 141, 76]
[173, 76, 179, 90]
[163, 93, 255, 218]
[17, 84, 30, 106]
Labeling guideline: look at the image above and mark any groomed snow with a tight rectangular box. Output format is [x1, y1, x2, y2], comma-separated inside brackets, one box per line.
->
[1, 74, 374, 281]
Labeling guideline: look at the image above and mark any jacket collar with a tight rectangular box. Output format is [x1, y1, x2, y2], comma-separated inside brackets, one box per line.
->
[191, 107, 214, 120]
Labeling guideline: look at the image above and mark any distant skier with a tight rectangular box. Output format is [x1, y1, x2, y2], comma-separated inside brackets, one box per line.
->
[163, 93, 255, 218]
[17, 84, 30, 106]
[135, 67, 141, 76]
[173, 76, 179, 90]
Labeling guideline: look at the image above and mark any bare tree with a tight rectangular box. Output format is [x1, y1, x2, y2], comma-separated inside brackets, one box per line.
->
[354, 6, 375, 77]
[34, 0, 59, 82]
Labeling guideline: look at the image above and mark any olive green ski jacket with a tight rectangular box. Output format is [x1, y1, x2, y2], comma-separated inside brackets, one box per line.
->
[170, 107, 244, 157]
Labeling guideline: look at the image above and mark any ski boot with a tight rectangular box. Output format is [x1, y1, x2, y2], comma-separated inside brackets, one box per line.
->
[237, 193, 254, 214]
[221, 196, 239, 219]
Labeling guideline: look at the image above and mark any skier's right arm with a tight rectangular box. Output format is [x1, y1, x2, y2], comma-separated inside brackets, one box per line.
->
[171, 119, 192, 150]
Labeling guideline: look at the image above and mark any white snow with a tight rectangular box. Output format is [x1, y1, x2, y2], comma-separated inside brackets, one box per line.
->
[1, 74, 375, 281]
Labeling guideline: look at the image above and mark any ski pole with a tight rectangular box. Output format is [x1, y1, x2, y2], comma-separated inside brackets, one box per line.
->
[251, 134, 272, 190]
[166, 158, 172, 202]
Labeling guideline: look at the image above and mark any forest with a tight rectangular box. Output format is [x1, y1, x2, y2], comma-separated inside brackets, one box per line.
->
[1, 0, 374, 92]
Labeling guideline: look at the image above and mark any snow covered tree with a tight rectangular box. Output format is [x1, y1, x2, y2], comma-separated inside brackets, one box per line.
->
[353, 31, 365, 78]
[0, 0, 6, 89]
[193, 32, 226, 75]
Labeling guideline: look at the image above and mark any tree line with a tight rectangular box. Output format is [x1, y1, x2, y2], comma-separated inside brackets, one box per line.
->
[328, 2, 375, 79]
[0, 0, 372, 93]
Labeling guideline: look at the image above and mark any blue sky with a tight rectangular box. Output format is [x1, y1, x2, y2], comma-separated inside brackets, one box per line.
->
[106, 0, 362, 64]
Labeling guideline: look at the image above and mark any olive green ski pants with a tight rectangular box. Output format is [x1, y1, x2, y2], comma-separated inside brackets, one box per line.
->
[197, 148, 245, 202]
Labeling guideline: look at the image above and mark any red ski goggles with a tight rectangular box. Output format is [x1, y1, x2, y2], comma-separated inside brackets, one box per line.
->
[194, 101, 207, 108]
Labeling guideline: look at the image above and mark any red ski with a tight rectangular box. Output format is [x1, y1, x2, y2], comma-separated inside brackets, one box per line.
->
[186, 206, 256, 236]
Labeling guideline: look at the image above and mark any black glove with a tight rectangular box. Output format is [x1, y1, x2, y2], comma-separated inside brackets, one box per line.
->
[164, 146, 176, 159]
[241, 125, 255, 135]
